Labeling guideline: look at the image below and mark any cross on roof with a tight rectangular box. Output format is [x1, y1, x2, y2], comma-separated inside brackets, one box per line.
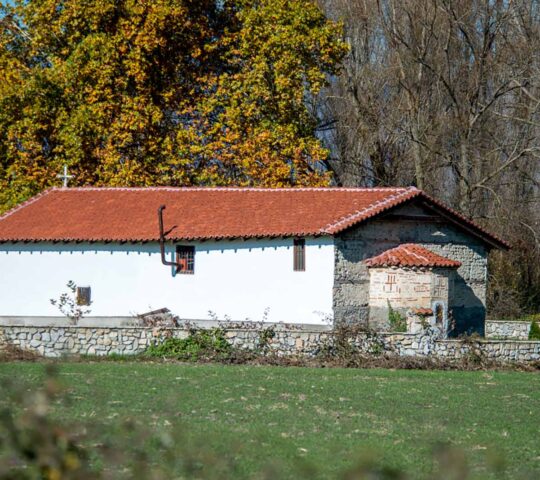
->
[56, 165, 74, 188]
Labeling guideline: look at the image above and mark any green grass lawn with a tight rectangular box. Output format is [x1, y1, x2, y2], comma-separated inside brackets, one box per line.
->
[0, 362, 539, 479]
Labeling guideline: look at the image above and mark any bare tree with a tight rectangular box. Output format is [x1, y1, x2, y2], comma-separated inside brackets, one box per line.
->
[318, 0, 540, 316]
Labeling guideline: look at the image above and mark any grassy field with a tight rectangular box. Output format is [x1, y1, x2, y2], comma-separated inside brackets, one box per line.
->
[0, 362, 539, 479]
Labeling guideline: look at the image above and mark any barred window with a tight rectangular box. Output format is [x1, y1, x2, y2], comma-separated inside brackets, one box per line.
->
[293, 238, 305, 271]
[76, 286, 91, 306]
[176, 245, 195, 274]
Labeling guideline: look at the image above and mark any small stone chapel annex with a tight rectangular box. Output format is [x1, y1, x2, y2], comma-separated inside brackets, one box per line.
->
[0, 186, 508, 336]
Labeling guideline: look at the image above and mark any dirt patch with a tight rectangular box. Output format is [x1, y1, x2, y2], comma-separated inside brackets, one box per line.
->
[0, 344, 41, 362]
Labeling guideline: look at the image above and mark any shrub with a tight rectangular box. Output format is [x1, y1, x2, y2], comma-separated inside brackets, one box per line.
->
[316, 322, 388, 361]
[459, 333, 487, 367]
[0, 365, 94, 479]
[387, 302, 407, 332]
[529, 320, 540, 340]
[49, 280, 92, 324]
[146, 328, 232, 361]
[257, 325, 276, 353]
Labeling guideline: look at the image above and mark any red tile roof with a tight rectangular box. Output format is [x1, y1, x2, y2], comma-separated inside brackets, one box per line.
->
[0, 187, 509, 247]
[365, 244, 462, 269]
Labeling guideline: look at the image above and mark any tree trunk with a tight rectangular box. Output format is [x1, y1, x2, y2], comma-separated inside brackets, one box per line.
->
[458, 139, 471, 215]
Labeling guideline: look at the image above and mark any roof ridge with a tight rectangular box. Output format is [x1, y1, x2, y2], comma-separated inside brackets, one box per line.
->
[402, 244, 431, 263]
[0, 189, 55, 221]
[322, 187, 420, 234]
[49, 186, 410, 193]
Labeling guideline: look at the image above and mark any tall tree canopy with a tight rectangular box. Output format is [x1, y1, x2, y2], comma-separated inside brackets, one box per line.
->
[0, 0, 346, 209]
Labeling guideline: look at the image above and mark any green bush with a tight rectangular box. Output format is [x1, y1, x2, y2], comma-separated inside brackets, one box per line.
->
[387, 302, 407, 332]
[146, 328, 232, 360]
[257, 325, 276, 352]
[529, 320, 540, 340]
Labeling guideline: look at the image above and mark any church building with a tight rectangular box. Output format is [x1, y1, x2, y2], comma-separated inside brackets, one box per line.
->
[0, 186, 508, 336]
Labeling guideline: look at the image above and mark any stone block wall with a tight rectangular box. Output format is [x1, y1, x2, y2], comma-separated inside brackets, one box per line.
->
[0, 324, 333, 358]
[485, 320, 532, 340]
[1, 324, 540, 363]
[0, 326, 162, 357]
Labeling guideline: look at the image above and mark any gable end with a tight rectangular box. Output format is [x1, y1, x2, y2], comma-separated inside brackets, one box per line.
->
[331, 194, 509, 251]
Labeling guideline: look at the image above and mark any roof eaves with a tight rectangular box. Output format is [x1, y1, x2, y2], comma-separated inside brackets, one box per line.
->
[0, 230, 330, 243]
[167, 230, 326, 242]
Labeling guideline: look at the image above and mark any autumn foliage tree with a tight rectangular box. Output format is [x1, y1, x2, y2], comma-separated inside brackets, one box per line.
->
[0, 0, 346, 210]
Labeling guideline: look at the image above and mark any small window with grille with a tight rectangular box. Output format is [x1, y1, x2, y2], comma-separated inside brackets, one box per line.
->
[293, 238, 305, 271]
[76, 286, 91, 306]
[176, 245, 195, 274]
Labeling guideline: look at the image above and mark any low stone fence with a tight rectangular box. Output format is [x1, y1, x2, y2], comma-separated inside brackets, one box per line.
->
[0, 324, 329, 358]
[485, 320, 532, 340]
[1, 324, 540, 363]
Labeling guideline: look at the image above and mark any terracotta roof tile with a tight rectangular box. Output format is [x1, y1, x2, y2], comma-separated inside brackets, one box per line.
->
[411, 308, 434, 316]
[365, 244, 462, 269]
[0, 187, 509, 247]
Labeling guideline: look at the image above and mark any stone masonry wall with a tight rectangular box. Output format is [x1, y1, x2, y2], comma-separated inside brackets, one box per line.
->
[333, 201, 488, 335]
[1, 324, 540, 363]
[485, 320, 533, 340]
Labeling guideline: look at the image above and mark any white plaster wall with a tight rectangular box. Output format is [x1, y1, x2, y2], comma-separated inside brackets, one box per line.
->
[0, 237, 335, 324]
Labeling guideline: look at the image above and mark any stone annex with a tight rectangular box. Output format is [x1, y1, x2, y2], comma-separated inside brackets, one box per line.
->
[0, 186, 508, 341]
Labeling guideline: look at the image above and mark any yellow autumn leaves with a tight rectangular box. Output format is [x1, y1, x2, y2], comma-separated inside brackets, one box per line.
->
[0, 0, 346, 211]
